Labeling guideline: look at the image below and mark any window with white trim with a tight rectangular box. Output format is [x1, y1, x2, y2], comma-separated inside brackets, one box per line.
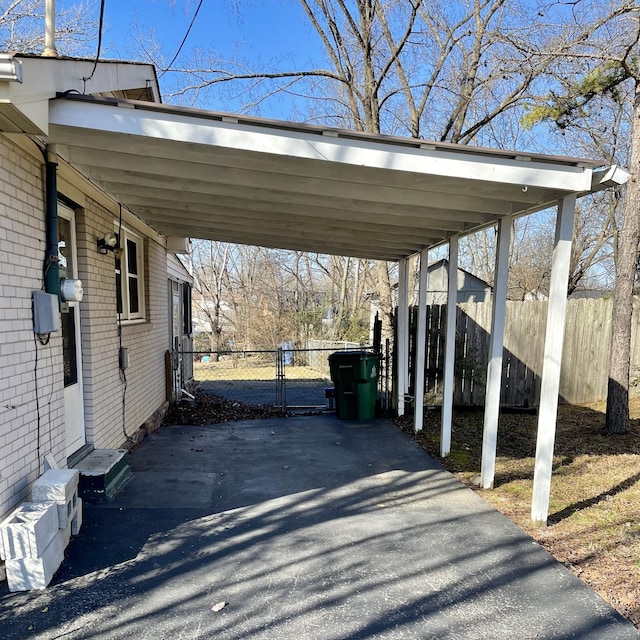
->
[115, 227, 146, 320]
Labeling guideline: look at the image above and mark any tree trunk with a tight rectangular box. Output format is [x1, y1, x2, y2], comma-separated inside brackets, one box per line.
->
[606, 81, 640, 434]
[375, 260, 394, 343]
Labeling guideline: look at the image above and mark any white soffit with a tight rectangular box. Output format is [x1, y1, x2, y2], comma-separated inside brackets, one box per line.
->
[47, 95, 608, 261]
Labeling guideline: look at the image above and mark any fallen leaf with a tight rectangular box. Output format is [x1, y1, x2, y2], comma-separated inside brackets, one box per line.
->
[162, 390, 288, 426]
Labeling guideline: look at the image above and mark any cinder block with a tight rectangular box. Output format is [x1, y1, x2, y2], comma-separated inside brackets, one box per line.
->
[32, 469, 79, 504]
[59, 519, 71, 548]
[5, 531, 64, 591]
[0, 502, 59, 561]
[32, 469, 80, 529]
[53, 492, 78, 530]
[71, 498, 83, 536]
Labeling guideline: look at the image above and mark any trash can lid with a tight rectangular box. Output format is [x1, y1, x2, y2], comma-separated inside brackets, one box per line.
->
[328, 350, 379, 359]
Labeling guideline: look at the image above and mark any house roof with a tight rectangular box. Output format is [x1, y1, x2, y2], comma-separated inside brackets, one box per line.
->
[426, 258, 492, 289]
[0, 55, 629, 261]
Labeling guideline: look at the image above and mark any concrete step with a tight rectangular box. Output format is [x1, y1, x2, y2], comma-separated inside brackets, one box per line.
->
[72, 450, 131, 504]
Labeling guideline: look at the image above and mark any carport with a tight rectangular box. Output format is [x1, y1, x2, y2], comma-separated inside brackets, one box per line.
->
[39, 86, 627, 526]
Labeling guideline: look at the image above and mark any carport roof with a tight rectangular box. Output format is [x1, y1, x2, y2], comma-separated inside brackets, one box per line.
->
[47, 93, 621, 261]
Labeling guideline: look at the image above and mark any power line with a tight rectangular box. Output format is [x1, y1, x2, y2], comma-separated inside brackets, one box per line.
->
[83, 0, 106, 90]
[160, 0, 205, 77]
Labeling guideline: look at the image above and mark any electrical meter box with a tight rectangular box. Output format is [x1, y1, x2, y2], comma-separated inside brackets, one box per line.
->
[32, 291, 60, 334]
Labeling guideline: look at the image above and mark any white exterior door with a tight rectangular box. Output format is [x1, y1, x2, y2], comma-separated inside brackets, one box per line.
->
[58, 205, 86, 457]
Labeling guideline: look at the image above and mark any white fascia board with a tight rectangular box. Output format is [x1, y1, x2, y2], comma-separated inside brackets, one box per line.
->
[49, 99, 594, 193]
[16, 57, 158, 102]
[4, 58, 158, 134]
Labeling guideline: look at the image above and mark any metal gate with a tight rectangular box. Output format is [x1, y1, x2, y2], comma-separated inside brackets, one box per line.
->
[174, 346, 389, 412]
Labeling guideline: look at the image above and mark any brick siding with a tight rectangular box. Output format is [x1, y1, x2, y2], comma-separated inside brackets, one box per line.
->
[0, 135, 169, 519]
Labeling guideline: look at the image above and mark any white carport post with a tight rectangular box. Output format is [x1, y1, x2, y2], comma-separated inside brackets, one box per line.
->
[480, 216, 512, 488]
[531, 195, 577, 525]
[441, 235, 459, 457]
[397, 258, 410, 416]
[413, 248, 429, 432]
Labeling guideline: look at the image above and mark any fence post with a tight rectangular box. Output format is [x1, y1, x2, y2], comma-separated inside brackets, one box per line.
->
[276, 348, 286, 410]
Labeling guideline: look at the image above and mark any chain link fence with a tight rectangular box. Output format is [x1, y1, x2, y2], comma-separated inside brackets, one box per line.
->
[184, 342, 382, 411]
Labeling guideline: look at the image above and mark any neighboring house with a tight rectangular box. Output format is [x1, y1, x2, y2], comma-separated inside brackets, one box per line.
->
[369, 259, 493, 339]
[0, 55, 192, 520]
[568, 289, 611, 300]
[420, 259, 492, 305]
[524, 289, 611, 302]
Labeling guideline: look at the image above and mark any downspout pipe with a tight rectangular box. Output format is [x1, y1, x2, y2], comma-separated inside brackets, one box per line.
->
[44, 146, 59, 299]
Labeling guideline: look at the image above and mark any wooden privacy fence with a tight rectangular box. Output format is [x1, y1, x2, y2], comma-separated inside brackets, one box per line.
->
[407, 297, 640, 407]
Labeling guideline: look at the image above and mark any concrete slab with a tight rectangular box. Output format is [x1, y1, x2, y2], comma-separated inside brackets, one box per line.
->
[0, 415, 637, 639]
[199, 378, 333, 409]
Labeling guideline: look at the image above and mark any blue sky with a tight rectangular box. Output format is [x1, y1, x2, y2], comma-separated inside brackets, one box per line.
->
[65, 0, 321, 109]
[103, 1, 309, 59]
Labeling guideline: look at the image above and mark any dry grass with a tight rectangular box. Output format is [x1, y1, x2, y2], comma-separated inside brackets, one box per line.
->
[398, 397, 640, 628]
[195, 360, 326, 381]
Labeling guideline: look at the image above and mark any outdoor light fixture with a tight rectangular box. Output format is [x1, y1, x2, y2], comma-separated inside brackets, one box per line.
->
[97, 231, 119, 254]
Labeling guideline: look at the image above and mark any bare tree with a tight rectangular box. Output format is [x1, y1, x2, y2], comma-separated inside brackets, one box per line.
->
[522, 2, 640, 433]
[192, 240, 372, 352]
[149, 1, 631, 344]
[144, 2, 639, 424]
[0, 0, 96, 54]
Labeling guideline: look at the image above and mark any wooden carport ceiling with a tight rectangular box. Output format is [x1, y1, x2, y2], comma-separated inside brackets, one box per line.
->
[48, 94, 607, 261]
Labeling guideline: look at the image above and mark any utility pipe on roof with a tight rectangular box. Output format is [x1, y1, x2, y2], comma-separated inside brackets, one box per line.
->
[43, 0, 58, 57]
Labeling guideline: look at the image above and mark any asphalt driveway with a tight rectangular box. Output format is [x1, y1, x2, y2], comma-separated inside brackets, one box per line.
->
[0, 414, 637, 639]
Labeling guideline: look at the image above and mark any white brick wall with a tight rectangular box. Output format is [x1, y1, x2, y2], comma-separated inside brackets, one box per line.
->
[0, 135, 170, 520]
[76, 200, 168, 449]
[0, 137, 65, 519]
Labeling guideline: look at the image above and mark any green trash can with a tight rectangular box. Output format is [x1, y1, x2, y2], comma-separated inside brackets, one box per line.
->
[328, 351, 381, 420]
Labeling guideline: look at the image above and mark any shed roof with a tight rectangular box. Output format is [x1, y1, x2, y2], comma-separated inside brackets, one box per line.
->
[45, 93, 624, 261]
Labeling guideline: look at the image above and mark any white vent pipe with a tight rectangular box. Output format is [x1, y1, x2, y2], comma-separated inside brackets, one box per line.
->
[43, 0, 58, 57]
